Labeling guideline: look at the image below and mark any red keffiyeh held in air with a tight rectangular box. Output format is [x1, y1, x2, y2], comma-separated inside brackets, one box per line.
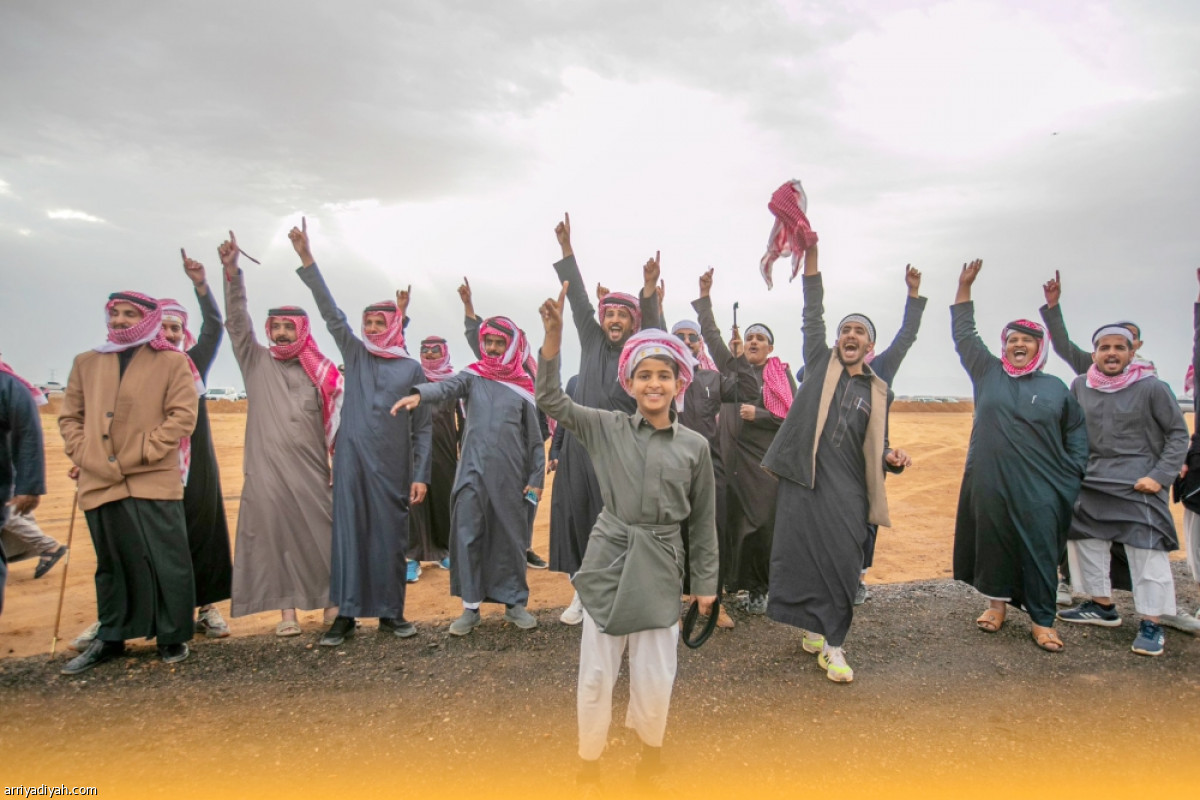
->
[266, 306, 344, 451]
[159, 297, 208, 485]
[760, 180, 819, 290]
[419, 336, 456, 382]
[466, 316, 536, 406]
[0, 356, 47, 407]
[361, 300, 411, 359]
[617, 329, 695, 399]
[1085, 325, 1158, 393]
[597, 292, 642, 334]
[1000, 319, 1049, 378]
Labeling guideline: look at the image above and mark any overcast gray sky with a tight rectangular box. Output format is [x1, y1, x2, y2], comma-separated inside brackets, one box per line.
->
[2, 1, 1197, 396]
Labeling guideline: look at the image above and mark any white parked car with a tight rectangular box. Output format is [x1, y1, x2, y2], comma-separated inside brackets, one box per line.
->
[204, 387, 240, 402]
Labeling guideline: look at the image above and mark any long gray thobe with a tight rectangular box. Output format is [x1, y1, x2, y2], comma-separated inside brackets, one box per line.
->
[300, 264, 432, 619]
[415, 372, 544, 606]
[1069, 375, 1188, 551]
[225, 269, 333, 616]
[536, 352, 718, 635]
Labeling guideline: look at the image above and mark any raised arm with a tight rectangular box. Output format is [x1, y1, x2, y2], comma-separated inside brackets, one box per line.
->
[692, 268, 736, 370]
[1038, 271, 1092, 375]
[639, 252, 662, 330]
[536, 282, 605, 447]
[291, 218, 361, 359]
[219, 231, 266, 368]
[183, 252, 224, 376]
[551, 213, 602, 345]
[801, 242, 830, 367]
[458, 276, 484, 359]
[869, 265, 926, 384]
[951, 259, 998, 382]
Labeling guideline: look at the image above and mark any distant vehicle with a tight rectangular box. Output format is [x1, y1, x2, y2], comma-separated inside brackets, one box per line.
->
[236, 390, 247, 400]
[38, 381, 64, 395]
[204, 387, 239, 402]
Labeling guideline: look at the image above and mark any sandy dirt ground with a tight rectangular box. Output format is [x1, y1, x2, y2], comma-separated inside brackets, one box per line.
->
[2, 404, 1198, 799]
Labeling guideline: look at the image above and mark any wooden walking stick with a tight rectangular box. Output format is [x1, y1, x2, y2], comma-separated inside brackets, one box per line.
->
[49, 486, 80, 658]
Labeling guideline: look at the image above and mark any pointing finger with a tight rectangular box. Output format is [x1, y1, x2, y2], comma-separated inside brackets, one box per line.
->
[181, 247, 187, 263]
[302, 216, 307, 234]
[558, 281, 569, 306]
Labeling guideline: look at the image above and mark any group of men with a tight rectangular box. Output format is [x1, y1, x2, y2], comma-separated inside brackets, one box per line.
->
[1, 210, 1198, 789]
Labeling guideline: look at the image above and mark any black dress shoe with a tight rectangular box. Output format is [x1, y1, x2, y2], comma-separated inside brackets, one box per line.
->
[34, 545, 69, 579]
[158, 642, 189, 664]
[61, 639, 124, 676]
[378, 617, 417, 638]
[525, 549, 548, 569]
[319, 615, 356, 647]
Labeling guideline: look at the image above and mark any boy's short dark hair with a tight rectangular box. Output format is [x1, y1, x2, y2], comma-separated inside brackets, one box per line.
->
[634, 355, 680, 379]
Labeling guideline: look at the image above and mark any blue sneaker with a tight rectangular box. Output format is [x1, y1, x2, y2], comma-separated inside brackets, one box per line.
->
[438, 557, 450, 570]
[1057, 599, 1121, 627]
[1131, 620, 1164, 657]
[406, 560, 421, 583]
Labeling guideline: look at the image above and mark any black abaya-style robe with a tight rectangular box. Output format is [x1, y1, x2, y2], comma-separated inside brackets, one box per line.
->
[951, 302, 1088, 627]
[183, 285, 234, 607]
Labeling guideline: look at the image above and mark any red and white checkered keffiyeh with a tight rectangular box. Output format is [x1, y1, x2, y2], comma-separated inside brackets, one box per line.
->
[362, 300, 411, 359]
[466, 316, 536, 406]
[761, 357, 794, 417]
[266, 307, 343, 451]
[419, 336, 456, 382]
[597, 292, 642, 334]
[617, 329, 695, 400]
[0, 357, 46, 407]
[1000, 319, 1049, 378]
[760, 180, 819, 290]
[1185, 365, 1195, 399]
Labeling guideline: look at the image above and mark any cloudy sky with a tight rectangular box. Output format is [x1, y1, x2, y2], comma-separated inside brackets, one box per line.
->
[2, 1, 1197, 396]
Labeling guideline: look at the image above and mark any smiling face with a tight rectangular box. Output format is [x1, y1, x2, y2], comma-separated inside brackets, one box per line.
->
[1004, 331, 1040, 369]
[836, 321, 874, 367]
[107, 301, 144, 330]
[1093, 334, 1133, 377]
[674, 327, 703, 358]
[269, 318, 298, 345]
[362, 312, 388, 336]
[743, 331, 773, 365]
[482, 333, 508, 358]
[630, 355, 682, 417]
[420, 343, 444, 362]
[161, 319, 184, 347]
[602, 306, 634, 343]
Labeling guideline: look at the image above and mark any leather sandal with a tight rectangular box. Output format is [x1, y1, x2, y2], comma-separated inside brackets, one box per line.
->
[1032, 625, 1064, 652]
[976, 608, 1005, 633]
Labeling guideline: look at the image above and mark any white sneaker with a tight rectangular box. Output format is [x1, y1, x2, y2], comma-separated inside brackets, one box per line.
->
[1056, 582, 1073, 606]
[69, 621, 101, 652]
[560, 592, 584, 625]
[196, 607, 231, 638]
[817, 645, 854, 683]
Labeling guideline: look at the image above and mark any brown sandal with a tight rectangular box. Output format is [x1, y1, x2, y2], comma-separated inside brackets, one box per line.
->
[1032, 626, 1064, 652]
[976, 608, 1005, 633]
